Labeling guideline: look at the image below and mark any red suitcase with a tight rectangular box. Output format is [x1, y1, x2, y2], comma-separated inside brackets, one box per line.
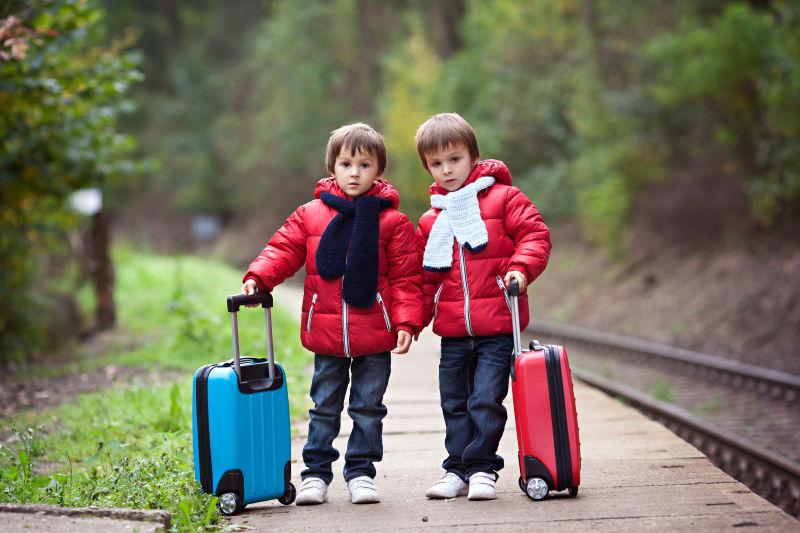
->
[508, 280, 581, 500]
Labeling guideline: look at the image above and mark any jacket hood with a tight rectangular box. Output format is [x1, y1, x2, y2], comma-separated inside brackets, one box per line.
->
[315, 177, 400, 209]
[428, 159, 513, 196]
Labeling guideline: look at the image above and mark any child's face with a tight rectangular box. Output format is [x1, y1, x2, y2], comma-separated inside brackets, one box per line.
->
[333, 146, 383, 198]
[424, 143, 477, 192]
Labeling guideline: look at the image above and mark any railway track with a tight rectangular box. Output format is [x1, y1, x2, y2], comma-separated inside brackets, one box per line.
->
[527, 320, 800, 518]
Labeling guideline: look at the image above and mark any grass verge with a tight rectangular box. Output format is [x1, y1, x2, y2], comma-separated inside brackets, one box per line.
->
[0, 247, 312, 531]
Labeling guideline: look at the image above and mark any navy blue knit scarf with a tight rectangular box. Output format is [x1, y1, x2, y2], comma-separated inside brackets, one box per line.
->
[316, 192, 393, 308]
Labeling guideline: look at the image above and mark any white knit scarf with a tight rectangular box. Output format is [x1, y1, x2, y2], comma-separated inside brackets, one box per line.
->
[423, 176, 495, 271]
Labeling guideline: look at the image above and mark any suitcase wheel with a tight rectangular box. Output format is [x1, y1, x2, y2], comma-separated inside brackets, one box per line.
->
[278, 483, 296, 505]
[525, 477, 549, 501]
[518, 476, 526, 492]
[569, 486, 579, 498]
[218, 492, 242, 515]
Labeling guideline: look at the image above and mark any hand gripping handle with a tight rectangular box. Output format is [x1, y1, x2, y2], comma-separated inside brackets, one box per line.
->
[227, 292, 273, 312]
[226, 292, 275, 381]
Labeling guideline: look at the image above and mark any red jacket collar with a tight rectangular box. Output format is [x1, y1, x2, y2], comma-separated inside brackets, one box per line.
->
[428, 159, 512, 196]
[315, 177, 400, 209]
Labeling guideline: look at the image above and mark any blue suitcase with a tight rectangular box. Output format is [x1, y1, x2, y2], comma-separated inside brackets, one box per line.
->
[192, 292, 295, 515]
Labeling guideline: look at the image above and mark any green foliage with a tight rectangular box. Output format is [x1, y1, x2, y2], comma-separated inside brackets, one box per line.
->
[645, 1, 800, 225]
[652, 377, 674, 404]
[0, 386, 221, 532]
[0, 249, 312, 531]
[432, 0, 585, 221]
[215, 0, 401, 221]
[0, 0, 143, 360]
[380, 14, 442, 219]
[100, 0, 269, 217]
[64, 0, 800, 260]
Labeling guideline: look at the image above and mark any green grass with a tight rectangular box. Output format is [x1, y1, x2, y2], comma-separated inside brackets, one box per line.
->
[0, 247, 312, 532]
[652, 377, 674, 403]
[693, 394, 722, 417]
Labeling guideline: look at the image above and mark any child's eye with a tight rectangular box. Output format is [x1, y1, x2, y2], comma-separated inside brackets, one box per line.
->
[431, 161, 440, 167]
[340, 161, 351, 168]
[451, 156, 460, 163]
[360, 163, 371, 169]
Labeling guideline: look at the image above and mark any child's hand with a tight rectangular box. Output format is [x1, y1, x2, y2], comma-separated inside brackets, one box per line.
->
[504, 270, 528, 293]
[241, 279, 259, 307]
[241, 279, 258, 295]
[392, 330, 412, 355]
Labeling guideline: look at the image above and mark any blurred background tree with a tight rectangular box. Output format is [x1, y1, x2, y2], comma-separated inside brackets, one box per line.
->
[1, 0, 143, 359]
[2, 0, 799, 361]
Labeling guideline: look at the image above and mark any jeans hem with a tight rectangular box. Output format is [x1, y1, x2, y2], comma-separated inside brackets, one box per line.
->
[343, 471, 375, 483]
[466, 469, 499, 482]
[445, 468, 468, 482]
[300, 473, 332, 485]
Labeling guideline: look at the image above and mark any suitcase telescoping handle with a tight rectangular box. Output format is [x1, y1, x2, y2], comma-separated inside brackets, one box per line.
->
[226, 292, 275, 381]
[508, 279, 523, 358]
[508, 279, 527, 381]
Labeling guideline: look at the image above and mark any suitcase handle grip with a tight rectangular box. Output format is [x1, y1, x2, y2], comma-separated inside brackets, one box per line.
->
[508, 279, 520, 297]
[227, 293, 276, 382]
[227, 292, 273, 313]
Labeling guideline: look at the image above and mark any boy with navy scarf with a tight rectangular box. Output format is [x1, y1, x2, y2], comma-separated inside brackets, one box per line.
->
[415, 113, 551, 501]
[241, 123, 422, 505]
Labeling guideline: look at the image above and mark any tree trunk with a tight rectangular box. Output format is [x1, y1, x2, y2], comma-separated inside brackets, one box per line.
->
[90, 210, 115, 331]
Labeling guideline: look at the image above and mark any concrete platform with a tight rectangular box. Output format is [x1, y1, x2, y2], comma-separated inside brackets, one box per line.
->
[234, 285, 799, 531]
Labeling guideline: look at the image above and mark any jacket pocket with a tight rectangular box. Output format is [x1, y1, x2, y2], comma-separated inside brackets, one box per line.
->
[495, 276, 512, 313]
[306, 293, 318, 332]
[376, 292, 392, 332]
[432, 283, 444, 324]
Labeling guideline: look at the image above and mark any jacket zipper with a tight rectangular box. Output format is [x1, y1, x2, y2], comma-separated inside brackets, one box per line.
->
[342, 277, 350, 357]
[306, 293, 318, 332]
[458, 245, 474, 336]
[432, 283, 444, 324]
[495, 276, 512, 313]
[376, 292, 392, 332]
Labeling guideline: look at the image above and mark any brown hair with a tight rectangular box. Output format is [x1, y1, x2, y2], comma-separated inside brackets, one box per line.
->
[325, 123, 387, 175]
[415, 113, 479, 171]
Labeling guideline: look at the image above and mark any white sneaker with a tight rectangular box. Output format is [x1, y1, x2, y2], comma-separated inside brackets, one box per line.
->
[425, 472, 468, 499]
[295, 477, 328, 505]
[468, 472, 497, 501]
[347, 476, 380, 504]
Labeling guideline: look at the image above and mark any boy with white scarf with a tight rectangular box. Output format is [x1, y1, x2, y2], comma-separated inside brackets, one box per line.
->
[415, 113, 551, 501]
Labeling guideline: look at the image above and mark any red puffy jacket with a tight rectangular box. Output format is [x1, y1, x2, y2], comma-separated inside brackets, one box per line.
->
[244, 178, 422, 357]
[416, 160, 551, 338]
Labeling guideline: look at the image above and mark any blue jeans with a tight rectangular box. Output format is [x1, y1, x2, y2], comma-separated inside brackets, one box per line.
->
[301, 352, 391, 484]
[438, 334, 513, 481]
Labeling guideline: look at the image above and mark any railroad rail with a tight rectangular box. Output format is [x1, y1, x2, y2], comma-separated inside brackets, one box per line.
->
[527, 320, 800, 518]
[530, 320, 800, 405]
